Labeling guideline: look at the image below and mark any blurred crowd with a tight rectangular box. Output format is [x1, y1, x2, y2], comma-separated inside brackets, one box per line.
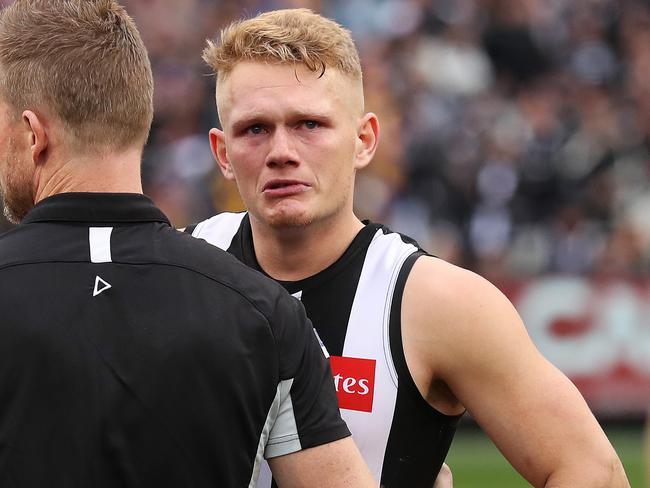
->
[2, 0, 649, 279]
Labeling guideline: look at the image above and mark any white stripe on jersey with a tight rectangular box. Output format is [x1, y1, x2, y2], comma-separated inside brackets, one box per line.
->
[89, 227, 113, 263]
[339, 229, 417, 479]
[265, 378, 301, 458]
[192, 212, 246, 249]
[248, 378, 298, 487]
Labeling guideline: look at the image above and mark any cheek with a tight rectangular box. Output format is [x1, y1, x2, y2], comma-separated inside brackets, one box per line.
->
[226, 147, 262, 191]
[322, 140, 357, 181]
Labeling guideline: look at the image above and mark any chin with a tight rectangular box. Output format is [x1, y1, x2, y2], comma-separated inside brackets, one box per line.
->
[266, 211, 314, 229]
[2, 198, 31, 224]
[2, 190, 33, 224]
[258, 200, 315, 229]
[0, 173, 33, 225]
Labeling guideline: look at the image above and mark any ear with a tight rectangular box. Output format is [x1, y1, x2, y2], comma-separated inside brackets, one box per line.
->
[22, 110, 49, 167]
[209, 127, 235, 180]
[354, 112, 379, 171]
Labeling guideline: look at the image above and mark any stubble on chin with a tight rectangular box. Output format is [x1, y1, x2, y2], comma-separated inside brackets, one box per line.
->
[1, 186, 33, 225]
[2, 194, 32, 224]
[265, 209, 314, 229]
[256, 197, 314, 229]
[261, 188, 350, 231]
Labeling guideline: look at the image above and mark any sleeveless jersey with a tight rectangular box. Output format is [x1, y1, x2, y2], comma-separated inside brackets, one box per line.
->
[187, 213, 462, 488]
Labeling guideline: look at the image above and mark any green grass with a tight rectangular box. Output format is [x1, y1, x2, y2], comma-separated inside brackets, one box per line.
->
[445, 424, 645, 487]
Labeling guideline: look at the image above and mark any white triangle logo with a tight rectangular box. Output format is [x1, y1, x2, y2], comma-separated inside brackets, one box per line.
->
[93, 276, 112, 297]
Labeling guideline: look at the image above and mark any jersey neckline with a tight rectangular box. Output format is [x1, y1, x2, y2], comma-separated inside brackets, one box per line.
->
[240, 216, 383, 295]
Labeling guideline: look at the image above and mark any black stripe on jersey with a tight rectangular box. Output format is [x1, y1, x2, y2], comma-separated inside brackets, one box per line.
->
[225, 213, 254, 266]
[229, 216, 378, 357]
[289, 239, 370, 357]
[381, 252, 463, 488]
[183, 224, 198, 235]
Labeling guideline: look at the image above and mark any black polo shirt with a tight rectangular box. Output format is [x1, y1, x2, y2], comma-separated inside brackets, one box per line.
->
[0, 193, 349, 487]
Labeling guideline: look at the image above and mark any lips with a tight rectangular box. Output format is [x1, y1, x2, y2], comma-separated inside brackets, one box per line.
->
[262, 179, 311, 197]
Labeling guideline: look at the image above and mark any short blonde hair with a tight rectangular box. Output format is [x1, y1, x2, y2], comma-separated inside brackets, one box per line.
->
[203, 8, 362, 81]
[0, 0, 154, 152]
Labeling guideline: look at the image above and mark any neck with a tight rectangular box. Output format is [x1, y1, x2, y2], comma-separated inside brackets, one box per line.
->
[250, 212, 365, 282]
[33, 147, 143, 203]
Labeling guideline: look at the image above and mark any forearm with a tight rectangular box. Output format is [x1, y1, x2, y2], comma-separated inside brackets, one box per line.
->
[270, 437, 377, 488]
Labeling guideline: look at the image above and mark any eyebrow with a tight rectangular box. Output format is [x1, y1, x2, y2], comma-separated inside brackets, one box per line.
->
[230, 109, 333, 131]
[230, 114, 267, 132]
[291, 110, 332, 121]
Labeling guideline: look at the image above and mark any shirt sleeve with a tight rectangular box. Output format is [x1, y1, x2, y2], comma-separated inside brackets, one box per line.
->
[264, 293, 350, 459]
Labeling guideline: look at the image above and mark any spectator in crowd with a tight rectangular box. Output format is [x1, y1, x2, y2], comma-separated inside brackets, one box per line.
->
[62, 0, 646, 280]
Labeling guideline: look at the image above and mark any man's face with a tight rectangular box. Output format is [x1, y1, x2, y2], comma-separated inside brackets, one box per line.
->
[0, 102, 33, 224]
[212, 61, 372, 230]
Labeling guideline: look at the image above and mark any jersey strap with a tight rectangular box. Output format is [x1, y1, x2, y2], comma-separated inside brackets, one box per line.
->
[338, 228, 419, 480]
[381, 252, 463, 487]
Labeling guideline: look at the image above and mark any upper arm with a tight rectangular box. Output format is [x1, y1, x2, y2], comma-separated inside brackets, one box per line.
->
[268, 437, 376, 488]
[402, 257, 625, 487]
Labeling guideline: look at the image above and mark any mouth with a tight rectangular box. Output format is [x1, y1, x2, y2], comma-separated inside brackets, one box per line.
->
[262, 179, 311, 198]
[262, 179, 311, 197]
[263, 179, 307, 190]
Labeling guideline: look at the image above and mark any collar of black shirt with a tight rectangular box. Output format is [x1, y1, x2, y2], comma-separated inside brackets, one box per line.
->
[21, 192, 171, 226]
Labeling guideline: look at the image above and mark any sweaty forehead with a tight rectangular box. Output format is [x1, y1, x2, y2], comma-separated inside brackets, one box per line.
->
[215, 61, 363, 124]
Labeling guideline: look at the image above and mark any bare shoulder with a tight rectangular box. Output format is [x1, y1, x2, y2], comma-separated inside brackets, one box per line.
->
[403, 256, 522, 335]
[405, 255, 499, 302]
[401, 256, 536, 382]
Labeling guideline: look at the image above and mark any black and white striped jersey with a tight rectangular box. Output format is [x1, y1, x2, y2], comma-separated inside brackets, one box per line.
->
[187, 212, 462, 488]
[0, 193, 349, 488]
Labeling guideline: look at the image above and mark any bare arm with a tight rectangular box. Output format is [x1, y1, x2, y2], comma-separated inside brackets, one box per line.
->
[268, 437, 377, 488]
[402, 257, 629, 488]
[433, 463, 453, 488]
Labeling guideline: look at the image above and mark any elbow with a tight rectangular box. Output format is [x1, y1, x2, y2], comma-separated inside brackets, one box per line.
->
[544, 454, 629, 488]
[590, 452, 629, 488]
[601, 456, 630, 488]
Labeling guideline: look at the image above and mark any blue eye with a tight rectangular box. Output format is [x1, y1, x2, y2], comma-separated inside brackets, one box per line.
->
[248, 124, 264, 134]
[304, 120, 319, 129]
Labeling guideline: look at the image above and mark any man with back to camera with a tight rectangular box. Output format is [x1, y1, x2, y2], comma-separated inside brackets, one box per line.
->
[0, 1, 378, 486]
[186, 8, 630, 488]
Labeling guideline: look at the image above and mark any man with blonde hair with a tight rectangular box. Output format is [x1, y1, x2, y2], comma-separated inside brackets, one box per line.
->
[188, 8, 630, 488]
[0, 2, 376, 486]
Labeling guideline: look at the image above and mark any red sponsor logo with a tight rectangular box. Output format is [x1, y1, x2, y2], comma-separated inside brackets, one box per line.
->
[329, 356, 376, 413]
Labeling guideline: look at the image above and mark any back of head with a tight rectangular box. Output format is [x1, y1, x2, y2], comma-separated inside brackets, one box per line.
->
[203, 8, 362, 82]
[0, 0, 153, 152]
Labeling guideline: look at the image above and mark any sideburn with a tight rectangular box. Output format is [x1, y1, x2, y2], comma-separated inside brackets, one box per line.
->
[1, 136, 35, 224]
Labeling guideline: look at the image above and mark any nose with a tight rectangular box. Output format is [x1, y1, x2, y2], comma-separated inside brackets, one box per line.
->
[265, 128, 299, 168]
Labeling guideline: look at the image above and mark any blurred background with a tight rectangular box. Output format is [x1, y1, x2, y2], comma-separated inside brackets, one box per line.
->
[1, 0, 648, 485]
